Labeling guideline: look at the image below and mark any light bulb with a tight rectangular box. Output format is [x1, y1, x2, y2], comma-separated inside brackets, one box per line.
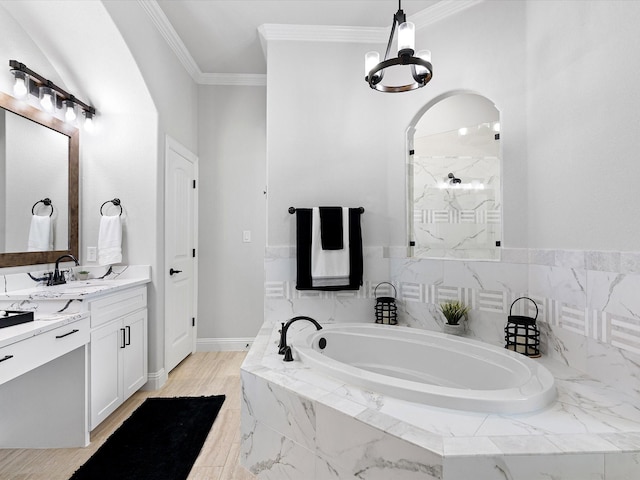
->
[39, 86, 55, 113]
[84, 111, 94, 132]
[415, 50, 432, 76]
[12, 71, 28, 98]
[64, 100, 77, 122]
[398, 22, 415, 55]
[365, 51, 380, 78]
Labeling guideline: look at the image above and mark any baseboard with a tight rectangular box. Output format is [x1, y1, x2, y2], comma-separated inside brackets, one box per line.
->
[142, 368, 168, 391]
[197, 337, 253, 352]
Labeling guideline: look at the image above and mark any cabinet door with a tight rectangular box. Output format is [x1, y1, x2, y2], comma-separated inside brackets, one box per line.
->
[122, 309, 147, 399]
[90, 320, 124, 429]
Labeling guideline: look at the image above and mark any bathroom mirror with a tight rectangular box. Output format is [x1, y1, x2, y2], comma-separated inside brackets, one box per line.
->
[408, 93, 501, 260]
[0, 91, 78, 267]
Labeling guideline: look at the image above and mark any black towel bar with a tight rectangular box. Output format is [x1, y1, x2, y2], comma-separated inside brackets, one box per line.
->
[32, 198, 53, 216]
[288, 206, 364, 214]
[100, 198, 123, 216]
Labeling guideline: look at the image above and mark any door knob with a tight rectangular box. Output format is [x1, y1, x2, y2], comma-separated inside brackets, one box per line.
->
[169, 268, 183, 276]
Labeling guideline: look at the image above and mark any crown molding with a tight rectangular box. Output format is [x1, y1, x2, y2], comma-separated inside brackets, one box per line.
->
[138, 0, 201, 81]
[258, 24, 386, 44]
[411, 0, 484, 28]
[199, 73, 267, 87]
[141, 0, 483, 85]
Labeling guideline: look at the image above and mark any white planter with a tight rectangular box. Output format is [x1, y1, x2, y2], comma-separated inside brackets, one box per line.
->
[443, 322, 465, 335]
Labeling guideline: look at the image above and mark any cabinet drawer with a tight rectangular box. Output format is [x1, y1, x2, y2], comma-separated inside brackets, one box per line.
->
[0, 317, 90, 385]
[88, 287, 147, 328]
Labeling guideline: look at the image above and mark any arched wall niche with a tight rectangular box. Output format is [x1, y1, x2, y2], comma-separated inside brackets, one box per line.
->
[407, 91, 502, 260]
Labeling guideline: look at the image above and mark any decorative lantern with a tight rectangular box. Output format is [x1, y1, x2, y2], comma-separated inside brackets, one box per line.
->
[374, 282, 398, 325]
[505, 297, 540, 357]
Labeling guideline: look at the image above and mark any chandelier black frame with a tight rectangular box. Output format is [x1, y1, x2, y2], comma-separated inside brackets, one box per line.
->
[365, 1, 433, 93]
[9, 59, 96, 121]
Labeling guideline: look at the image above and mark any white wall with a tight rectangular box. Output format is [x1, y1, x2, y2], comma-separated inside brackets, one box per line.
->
[197, 85, 266, 339]
[525, 0, 640, 251]
[265, 1, 528, 251]
[0, 1, 165, 374]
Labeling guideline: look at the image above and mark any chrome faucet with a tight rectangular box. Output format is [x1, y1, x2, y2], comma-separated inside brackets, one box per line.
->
[48, 254, 79, 286]
[278, 316, 322, 362]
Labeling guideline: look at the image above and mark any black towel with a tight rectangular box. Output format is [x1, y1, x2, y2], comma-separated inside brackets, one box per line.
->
[295, 208, 363, 291]
[319, 207, 343, 250]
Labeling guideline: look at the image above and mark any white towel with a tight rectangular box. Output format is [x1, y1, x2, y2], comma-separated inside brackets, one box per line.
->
[28, 215, 52, 251]
[311, 207, 350, 287]
[98, 215, 122, 265]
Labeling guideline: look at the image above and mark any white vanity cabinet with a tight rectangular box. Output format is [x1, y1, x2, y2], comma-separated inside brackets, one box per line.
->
[88, 286, 148, 429]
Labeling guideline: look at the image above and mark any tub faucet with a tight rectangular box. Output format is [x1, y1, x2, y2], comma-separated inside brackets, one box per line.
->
[278, 316, 322, 362]
[48, 254, 79, 286]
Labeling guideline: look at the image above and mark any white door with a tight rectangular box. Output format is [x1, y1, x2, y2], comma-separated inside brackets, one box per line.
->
[165, 137, 198, 373]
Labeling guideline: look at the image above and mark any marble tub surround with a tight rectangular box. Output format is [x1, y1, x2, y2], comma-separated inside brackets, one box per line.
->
[241, 321, 640, 479]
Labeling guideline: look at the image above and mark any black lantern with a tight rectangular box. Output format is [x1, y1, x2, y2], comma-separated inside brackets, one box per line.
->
[505, 297, 540, 357]
[374, 282, 398, 325]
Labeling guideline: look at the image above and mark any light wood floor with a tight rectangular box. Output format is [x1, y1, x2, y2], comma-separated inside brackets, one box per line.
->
[0, 351, 256, 480]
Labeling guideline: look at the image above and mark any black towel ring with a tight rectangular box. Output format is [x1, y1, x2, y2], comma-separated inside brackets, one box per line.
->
[100, 198, 123, 216]
[32, 198, 53, 217]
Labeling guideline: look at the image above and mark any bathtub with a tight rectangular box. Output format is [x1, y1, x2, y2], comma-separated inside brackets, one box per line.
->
[294, 323, 556, 413]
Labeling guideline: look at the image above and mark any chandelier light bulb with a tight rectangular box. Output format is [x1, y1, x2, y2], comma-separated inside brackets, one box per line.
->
[415, 50, 432, 76]
[397, 22, 415, 55]
[365, 51, 380, 78]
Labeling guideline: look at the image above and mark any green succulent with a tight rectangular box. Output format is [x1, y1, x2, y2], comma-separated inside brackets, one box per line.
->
[439, 301, 469, 325]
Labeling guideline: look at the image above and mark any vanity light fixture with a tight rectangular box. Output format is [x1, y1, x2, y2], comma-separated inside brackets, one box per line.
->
[364, 0, 433, 93]
[9, 60, 96, 127]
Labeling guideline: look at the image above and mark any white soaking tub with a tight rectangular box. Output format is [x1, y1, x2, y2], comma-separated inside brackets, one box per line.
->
[294, 323, 556, 413]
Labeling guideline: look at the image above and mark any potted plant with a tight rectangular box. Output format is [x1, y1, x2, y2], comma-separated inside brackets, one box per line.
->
[439, 300, 469, 335]
[76, 270, 90, 281]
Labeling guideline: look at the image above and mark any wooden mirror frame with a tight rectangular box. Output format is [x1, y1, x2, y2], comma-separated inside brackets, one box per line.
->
[0, 91, 78, 267]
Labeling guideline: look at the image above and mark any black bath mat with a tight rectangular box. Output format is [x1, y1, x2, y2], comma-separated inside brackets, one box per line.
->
[70, 395, 225, 480]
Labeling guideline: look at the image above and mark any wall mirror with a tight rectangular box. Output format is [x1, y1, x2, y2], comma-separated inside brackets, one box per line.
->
[0, 91, 78, 267]
[408, 93, 501, 260]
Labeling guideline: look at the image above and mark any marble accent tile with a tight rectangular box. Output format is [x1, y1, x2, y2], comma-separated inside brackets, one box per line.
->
[621, 252, 640, 274]
[587, 251, 622, 272]
[529, 249, 556, 266]
[499, 247, 528, 264]
[556, 249, 587, 269]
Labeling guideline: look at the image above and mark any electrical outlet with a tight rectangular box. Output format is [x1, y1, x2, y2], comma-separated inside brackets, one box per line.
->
[87, 246, 97, 262]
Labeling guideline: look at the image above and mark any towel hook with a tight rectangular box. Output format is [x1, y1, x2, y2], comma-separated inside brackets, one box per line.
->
[32, 198, 53, 217]
[100, 198, 123, 216]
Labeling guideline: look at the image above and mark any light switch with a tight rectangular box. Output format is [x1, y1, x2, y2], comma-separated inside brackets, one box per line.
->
[242, 230, 251, 243]
[87, 246, 97, 262]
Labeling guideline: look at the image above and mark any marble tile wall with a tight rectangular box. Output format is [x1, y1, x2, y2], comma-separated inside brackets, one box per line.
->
[264, 247, 640, 397]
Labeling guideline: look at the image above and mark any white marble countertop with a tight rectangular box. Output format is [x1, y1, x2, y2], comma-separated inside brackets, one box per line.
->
[243, 321, 640, 459]
[0, 265, 150, 301]
[0, 311, 88, 349]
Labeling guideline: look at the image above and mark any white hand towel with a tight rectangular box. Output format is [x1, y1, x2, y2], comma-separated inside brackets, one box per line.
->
[311, 207, 350, 287]
[98, 215, 122, 265]
[28, 215, 52, 251]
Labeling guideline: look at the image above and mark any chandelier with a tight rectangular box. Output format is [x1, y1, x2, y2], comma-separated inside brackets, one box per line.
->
[364, 1, 433, 93]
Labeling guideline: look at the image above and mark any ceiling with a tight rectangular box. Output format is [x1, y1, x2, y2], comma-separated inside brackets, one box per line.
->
[151, 0, 443, 80]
